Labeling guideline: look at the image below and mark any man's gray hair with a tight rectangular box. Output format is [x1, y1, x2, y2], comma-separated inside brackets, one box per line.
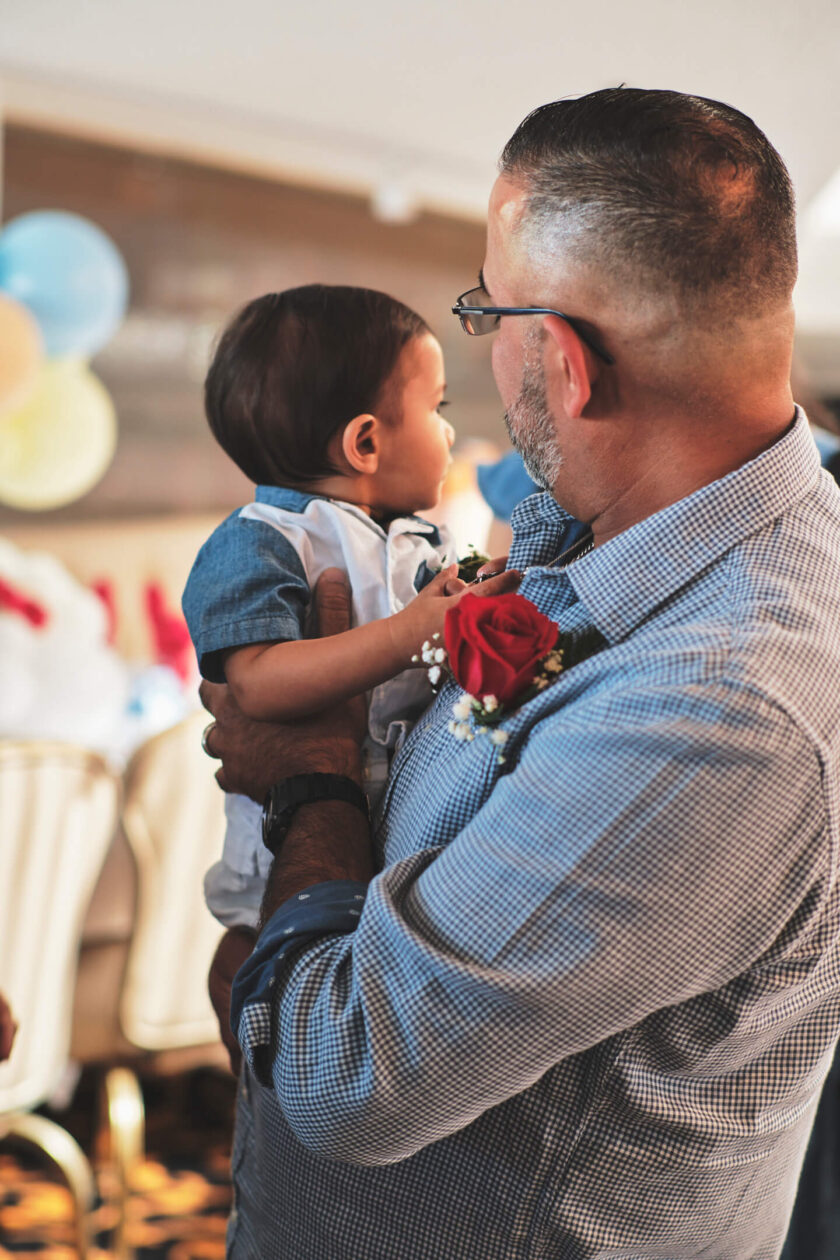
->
[500, 88, 797, 314]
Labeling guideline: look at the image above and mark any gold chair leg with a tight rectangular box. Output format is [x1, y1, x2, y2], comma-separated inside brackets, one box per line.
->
[2, 1111, 96, 1258]
[101, 1067, 145, 1260]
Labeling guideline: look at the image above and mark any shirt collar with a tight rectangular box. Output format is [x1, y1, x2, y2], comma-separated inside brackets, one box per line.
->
[255, 485, 320, 511]
[519, 408, 819, 646]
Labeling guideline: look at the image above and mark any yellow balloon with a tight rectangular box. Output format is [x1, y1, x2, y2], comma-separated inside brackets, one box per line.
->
[0, 359, 117, 511]
[0, 293, 44, 417]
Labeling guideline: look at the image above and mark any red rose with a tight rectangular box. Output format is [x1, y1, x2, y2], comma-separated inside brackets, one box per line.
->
[444, 592, 558, 708]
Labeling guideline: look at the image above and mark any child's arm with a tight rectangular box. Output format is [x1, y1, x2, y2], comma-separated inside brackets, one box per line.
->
[224, 564, 463, 721]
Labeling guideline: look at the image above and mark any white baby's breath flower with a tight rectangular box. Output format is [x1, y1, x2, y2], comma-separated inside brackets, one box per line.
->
[410, 654, 419, 663]
[482, 695, 499, 712]
[427, 665, 442, 685]
[432, 632, 441, 641]
[490, 729, 508, 746]
[452, 696, 472, 721]
[421, 641, 431, 652]
[452, 721, 473, 742]
[434, 647, 446, 664]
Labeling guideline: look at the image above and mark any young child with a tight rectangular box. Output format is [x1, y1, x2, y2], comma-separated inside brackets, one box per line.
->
[183, 284, 466, 930]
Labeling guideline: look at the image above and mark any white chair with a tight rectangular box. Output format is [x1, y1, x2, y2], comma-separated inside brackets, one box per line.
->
[0, 740, 120, 1257]
[118, 709, 228, 1055]
[71, 710, 228, 1257]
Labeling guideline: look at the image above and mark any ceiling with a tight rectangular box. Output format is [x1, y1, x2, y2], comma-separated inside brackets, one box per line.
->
[1, 0, 839, 385]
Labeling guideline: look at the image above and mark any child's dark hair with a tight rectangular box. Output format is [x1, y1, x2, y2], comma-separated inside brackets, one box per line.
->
[205, 284, 431, 486]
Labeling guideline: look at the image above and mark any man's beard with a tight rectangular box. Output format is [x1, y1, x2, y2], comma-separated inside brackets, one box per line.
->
[503, 333, 563, 492]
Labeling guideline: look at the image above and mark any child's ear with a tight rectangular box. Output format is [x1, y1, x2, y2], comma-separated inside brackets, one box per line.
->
[341, 413, 381, 474]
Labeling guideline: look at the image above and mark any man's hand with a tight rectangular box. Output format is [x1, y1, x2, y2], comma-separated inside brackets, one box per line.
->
[208, 927, 257, 1074]
[200, 568, 366, 802]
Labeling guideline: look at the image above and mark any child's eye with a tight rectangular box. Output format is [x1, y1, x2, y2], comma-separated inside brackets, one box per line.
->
[437, 399, 451, 411]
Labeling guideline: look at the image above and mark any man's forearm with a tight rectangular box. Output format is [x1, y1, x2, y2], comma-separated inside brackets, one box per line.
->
[259, 798, 375, 928]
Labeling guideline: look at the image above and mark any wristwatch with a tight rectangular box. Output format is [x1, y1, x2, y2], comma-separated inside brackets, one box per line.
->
[261, 773, 370, 857]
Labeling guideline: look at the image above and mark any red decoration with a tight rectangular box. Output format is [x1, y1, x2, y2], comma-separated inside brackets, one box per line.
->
[90, 578, 118, 646]
[0, 576, 49, 629]
[145, 581, 193, 683]
[444, 592, 557, 707]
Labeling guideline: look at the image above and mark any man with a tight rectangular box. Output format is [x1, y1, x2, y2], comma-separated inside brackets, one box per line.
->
[202, 88, 840, 1258]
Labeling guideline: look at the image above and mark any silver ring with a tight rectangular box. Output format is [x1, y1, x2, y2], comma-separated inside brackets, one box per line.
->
[201, 722, 217, 757]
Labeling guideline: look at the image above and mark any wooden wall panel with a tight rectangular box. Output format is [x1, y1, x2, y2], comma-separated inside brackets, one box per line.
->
[1, 126, 503, 523]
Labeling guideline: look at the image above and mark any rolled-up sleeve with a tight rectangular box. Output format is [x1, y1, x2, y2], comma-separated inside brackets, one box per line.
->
[232, 880, 369, 1082]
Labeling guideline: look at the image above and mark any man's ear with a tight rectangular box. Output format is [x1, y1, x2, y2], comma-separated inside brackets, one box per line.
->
[542, 315, 595, 418]
[340, 414, 381, 474]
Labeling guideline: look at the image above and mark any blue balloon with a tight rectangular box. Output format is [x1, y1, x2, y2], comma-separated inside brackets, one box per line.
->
[0, 211, 129, 358]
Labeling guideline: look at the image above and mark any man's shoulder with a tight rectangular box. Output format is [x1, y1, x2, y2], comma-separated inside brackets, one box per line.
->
[719, 484, 840, 738]
[552, 490, 840, 755]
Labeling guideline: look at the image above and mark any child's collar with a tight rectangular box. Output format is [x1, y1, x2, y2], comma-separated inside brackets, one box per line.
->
[255, 485, 324, 511]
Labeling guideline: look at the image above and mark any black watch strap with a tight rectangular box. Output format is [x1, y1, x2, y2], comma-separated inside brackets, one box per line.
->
[262, 773, 369, 857]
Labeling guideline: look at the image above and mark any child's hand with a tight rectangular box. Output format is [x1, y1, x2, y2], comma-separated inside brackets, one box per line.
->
[390, 563, 520, 665]
[388, 565, 464, 664]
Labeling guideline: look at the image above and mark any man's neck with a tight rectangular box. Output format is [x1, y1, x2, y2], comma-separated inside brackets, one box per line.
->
[565, 394, 797, 547]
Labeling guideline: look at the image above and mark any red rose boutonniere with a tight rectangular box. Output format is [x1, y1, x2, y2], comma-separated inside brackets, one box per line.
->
[413, 592, 566, 762]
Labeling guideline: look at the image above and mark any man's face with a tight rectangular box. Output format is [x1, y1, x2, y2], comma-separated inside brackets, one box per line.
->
[483, 175, 565, 493]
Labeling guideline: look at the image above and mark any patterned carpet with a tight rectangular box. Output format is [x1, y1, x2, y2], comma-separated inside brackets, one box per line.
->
[3, 1060, 835, 1257]
[0, 1068, 235, 1258]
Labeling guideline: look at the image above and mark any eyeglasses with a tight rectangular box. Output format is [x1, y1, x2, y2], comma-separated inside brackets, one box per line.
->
[452, 286, 615, 366]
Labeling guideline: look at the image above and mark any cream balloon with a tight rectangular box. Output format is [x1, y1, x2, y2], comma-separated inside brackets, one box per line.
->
[0, 293, 44, 417]
[0, 359, 117, 511]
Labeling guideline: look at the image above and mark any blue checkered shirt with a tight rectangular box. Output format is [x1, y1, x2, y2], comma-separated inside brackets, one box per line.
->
[229, 410, 840, 1259]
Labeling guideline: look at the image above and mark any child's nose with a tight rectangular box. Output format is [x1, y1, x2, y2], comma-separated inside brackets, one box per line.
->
[443, 420, 455, 447]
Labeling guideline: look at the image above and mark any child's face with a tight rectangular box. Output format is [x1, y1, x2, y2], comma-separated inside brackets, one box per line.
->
[375, 333, 455, 515]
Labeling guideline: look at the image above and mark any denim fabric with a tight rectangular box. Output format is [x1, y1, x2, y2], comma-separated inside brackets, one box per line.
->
[182, 489, 314, 684]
